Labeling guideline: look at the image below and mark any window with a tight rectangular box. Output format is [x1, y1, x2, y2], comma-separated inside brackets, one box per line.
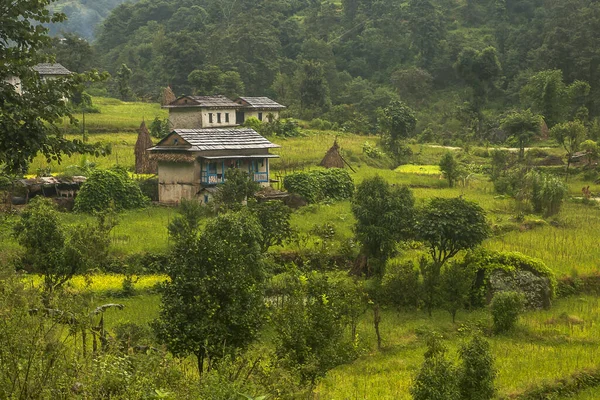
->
[217, 113, 221, 123]
[258, 112, 263, 121]
[204, 195, 209, 204]
[225, 113, 230, 123]
[209, 113, 213, 123]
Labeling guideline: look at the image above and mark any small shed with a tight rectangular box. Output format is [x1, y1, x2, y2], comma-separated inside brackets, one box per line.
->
[135, 121, 157, 174]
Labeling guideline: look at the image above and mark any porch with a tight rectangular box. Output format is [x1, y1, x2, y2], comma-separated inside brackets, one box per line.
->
[200, 155, 277, 185]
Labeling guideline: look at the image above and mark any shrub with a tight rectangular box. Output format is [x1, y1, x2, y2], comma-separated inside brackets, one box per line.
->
[458, 335, 496, 400]
[137, 177, 158, 201]
[243, 116, 262, 131]
[439, 151, 462, 188]
[283, 168, 354, 203]
[74, 167, 149, 213]
[490, 291, 524, 333]
[526, 170, 568, 216]
[381, 258, 421, 309]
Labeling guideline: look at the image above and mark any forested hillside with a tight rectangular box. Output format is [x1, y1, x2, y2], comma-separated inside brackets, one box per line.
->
[48, 0, 138, 39]
[84, 0, 600, 143]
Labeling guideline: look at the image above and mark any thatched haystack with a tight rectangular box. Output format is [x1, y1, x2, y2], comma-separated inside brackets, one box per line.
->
[320, 140, 345, 169]
[540, 119, 549, 139]
[148, 152, 196, 163]
[161, 86, 176, 106]
[135, 121, 158, 174]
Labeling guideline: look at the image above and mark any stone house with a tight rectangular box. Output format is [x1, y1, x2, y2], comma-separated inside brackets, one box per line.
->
[148, 128, 280, 204]
[233, 97, 286, 124]
[163, 95, 285, 129]
[4, 63, 71, 95]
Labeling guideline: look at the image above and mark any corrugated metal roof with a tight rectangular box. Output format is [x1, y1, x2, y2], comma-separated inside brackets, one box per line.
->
[33, 63, 71, 76]
[236, 97, 286, 109]
[166, 95, 240, 108]
[150, 128, 280, 152]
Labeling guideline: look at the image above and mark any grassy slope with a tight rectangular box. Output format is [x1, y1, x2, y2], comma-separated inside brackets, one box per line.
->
[10, 98, 600, 398]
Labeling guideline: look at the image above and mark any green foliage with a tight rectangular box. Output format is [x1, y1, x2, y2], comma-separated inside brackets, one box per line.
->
[490, 291, 524, 333]
[550, 120, 588, 177]
[213, 168, 260, 212]
[352, 176, 415, 273]
[250, 200, 293, 252]
[188, 65, 244, 98]
[273, 270, 361, 385]
[0, 0, 109, 173]
[464, 249, 557, 308]
[362, 141, 383, 159]
[581, 139, 599, 166]
[439, 151, 462, 188]
[410, 335, 460, 400]
[501, 110, 541, 159]
[381, 258, 421, 310]
[13, 197, 115, 304]
[526, 170, 568, 217]
[149, 116, 170, 138]
[283, 168, 354, 203]
[154, 210, 265, 374]
[440, 260, 476, 323]
[74, 167, 149, 213]
[379, 100, 417, 161]
[260, 118, 300, 138]
[417, 197, 489, 267]
[521, 70, 590, 128]
[458, 335, 496, 400]
[114, 63, 133, 101]
[243, 117, 263, 132]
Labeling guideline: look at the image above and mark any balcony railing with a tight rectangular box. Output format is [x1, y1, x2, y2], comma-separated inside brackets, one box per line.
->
[201, 171, 268, 185]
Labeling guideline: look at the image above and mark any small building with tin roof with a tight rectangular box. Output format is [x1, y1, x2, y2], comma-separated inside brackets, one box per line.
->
[163, 95, 241, 129]
[234, 97, 286, 124]
[33, 63, 72, 78]
[148, 128, 280, 204]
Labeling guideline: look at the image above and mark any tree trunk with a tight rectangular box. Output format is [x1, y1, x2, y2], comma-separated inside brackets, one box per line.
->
[374, 304, 381, 350]
[196, 351, 205, 379]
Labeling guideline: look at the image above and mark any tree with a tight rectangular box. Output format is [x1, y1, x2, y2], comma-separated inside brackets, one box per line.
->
[273, 270, 358, 387]
[299, 60, 330, 112]
[250, 200, 293, 252]
[458, 334, 496, 400]
[0, 0, 108, 173]
[378, 100, 417, 160]
[581, 139, 599, 167]
[352, 176, 415, 275]
[416, 197, 489, 316]
[500, 109, 541, 159]
[115, 63, 133, 100]
[410, 335, 460, 400]
[188, 66, 245, 98]
[520, 69, 590, 128]
[454, 47, 502, 135]
[212, 168, 260, 212]
[439, 152, 461, 188]
[153, 210, 266, 376]
[550, 120, 587, 179]
[407, 0, 446, 70]
[13, 198, 114, 306]
[440, 261, 475, 323]
[490, 291, 524, 333]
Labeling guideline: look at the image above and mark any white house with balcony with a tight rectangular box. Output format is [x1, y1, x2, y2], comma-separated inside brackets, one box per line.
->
[148, 128, 280, 204]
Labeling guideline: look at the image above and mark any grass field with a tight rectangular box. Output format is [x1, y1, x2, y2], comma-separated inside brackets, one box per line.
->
[316, 296, 600, 399]
[7, 98, 600, 398]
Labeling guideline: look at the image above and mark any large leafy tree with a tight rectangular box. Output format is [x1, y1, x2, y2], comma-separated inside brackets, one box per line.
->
[153, 208, 266, 375]
[352, 176, 415, 275]
[416, 197, 489, 315]
[378, 100, 416, 159]
[550, 120, 587, 179]
[520, 69, 590, 128]
[0, 0, 108, 174]
[500, 109, 541, 159]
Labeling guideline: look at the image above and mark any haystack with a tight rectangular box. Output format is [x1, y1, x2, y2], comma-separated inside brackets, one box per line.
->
[319, 140, 355, 171]
[135, 121, 158, 174]
[161, 86, 176, 106]
[540, 119, 549, 139]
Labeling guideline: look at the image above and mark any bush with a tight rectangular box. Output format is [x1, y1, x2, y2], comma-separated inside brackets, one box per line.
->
[283, 168, 354, 203]
[381, 259, 421, 309]
[74, 167, 149, 213]
[490, 291, 524, 333]
[243, 116, 262, 131]
[137, 177, 158, 201]
[526, 170, 568, 216]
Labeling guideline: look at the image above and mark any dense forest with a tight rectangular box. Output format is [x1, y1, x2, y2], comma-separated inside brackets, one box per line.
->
[47, 0, 600, 143]
[47, 0, 138, 39]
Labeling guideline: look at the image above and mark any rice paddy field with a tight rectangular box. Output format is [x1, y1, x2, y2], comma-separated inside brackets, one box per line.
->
[7, 98, 600, 398]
